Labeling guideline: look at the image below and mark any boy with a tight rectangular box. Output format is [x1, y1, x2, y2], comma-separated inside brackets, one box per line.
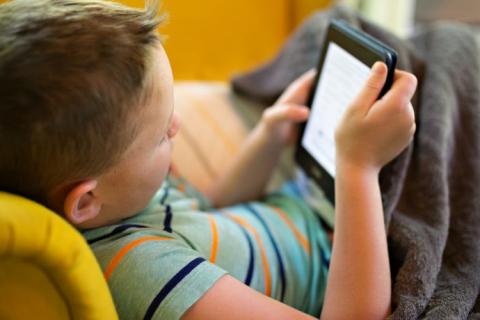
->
[0, 0, 416, 319]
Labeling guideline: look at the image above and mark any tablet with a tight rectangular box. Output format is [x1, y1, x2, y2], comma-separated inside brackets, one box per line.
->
[295, 20, 397, 206]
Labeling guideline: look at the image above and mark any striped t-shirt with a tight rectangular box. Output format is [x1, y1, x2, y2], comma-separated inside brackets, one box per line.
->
[83, 175, 332, 319]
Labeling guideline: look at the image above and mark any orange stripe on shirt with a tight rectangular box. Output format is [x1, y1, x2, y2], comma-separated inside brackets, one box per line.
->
[177, 183, 186, 193]
[269, 206, 311, 256]
[207, 215, 219, 263]
[104, 236, 173, 281]
[225, 211, 272, 297]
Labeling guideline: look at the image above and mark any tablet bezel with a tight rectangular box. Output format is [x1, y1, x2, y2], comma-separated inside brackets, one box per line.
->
[295, 19, 397, 206]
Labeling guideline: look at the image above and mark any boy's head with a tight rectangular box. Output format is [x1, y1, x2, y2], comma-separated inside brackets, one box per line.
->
[0, 0, 179, 228]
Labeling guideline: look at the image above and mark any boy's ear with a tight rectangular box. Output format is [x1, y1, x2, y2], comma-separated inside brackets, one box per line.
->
[63, 180, 102, 225]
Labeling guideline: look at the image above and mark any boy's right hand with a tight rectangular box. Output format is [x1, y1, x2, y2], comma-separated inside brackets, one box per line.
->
[335, 62, 417, 174]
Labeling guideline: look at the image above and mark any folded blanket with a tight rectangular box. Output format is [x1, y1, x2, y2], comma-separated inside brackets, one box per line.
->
[232, 6, 480, 319]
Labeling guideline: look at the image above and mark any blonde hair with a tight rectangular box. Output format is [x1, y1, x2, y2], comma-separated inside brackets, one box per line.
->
[0, 0, 165, 204]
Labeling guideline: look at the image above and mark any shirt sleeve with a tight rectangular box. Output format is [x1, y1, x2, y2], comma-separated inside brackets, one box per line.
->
[93, 233, 227, 320]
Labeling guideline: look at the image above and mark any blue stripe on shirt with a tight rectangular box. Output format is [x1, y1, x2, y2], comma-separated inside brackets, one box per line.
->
[163, 204, 173, 233]
[87, 224, 148, 245]
[220, 211, 255, 286]
[227, 216, 255, 286]
[240, 226, 255, 286]
[245, 203, 287, 302]
[143, 257, 206, 320]
[160, 185, 170, 205]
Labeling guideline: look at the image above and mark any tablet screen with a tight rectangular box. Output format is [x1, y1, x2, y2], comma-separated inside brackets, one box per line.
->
[301, 42, 371, 177]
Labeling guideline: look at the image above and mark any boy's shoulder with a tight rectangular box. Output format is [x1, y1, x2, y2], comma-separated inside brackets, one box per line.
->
[82, 176, 227, 319]
[84, 218, 226, 320]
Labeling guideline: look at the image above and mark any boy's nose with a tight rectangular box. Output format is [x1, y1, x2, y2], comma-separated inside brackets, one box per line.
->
[168, 112, 180, 138]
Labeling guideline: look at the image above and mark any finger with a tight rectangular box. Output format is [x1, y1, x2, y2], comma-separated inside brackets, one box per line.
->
[263, 104, 310, 125]
[276, 69, 317, 105]
[378, 70, 417, 109]
[392, 69, 416, 82]
[350, 62, 388, 112]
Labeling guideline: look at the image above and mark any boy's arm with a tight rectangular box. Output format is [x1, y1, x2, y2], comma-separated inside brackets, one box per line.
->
[322, 64, 417, 319]
[204, 70, 315, 208]
[183, 64, 416, 320]
[182, 274, 317, 320]
[322, 165, 391, 318]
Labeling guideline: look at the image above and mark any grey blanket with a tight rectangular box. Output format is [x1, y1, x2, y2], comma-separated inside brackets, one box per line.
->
[232, 6, 480, 319]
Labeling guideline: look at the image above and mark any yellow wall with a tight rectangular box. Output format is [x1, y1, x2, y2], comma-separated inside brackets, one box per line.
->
[159, 0, 292, 81]
[293, 0, 333, 26]
[0, 0, 332, 80]
[121, 0, 331, 80]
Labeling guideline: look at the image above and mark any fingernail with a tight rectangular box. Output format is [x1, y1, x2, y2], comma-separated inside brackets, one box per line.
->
[305, 68, 316, 76]
[300, 106, 309, 113]
[372, 62, 383, 73]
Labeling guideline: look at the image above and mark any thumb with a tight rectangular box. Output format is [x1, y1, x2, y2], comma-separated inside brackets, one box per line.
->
[351, 62, 388, 112]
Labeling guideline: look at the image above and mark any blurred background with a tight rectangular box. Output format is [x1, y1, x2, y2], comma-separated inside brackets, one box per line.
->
[0, 0, 478, 80]
[139, 0, 414, 80]
[119, 0, 479, 80]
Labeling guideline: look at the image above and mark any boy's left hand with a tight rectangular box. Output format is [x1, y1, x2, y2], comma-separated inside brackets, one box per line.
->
[259, 69, 316, 146]
[206, 69, 316, 207]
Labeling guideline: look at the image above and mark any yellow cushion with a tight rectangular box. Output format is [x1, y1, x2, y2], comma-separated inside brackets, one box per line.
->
[0, 260, 69, 320]
[0, 192, 118, 320]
